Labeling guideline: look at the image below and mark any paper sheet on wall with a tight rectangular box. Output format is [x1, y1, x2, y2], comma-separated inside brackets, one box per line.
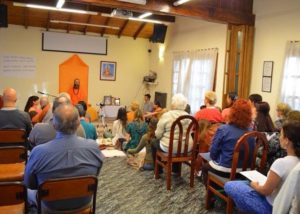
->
[0, 55, 36, 78]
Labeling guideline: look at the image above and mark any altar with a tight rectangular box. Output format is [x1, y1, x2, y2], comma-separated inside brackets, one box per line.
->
[102, 105, 123, 118]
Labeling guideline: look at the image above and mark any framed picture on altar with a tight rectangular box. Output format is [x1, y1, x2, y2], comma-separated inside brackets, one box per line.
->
[100, 61, 116, 81]
[103, 96, 112, 105]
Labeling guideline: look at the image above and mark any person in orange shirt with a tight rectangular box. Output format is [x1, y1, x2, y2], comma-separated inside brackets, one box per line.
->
[68, 78, 86, 105]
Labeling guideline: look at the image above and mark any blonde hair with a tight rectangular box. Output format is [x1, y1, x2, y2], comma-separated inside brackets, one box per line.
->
[130, 101, 140, 111]
[277, 102, 291, 118]
[205, 91, 217, 105]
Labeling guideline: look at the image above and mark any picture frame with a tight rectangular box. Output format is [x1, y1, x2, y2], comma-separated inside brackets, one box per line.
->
[262, 61, 273, 93]
[263, 61, 273, 77]
[100, 61, 116, 81]
[114, 98, 120, 106]
[103, 96, 112, 105]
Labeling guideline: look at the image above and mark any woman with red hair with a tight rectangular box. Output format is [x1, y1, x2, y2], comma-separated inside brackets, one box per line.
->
[202, 99, 254, 185]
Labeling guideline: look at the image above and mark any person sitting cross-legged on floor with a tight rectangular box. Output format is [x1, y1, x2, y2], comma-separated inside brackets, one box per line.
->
[24, 103, 103, 212]
[125, 109, 148, 151]
[76, 104, 97, 140]
[224, 120, 300, 214]
[127, 117, 158, 170]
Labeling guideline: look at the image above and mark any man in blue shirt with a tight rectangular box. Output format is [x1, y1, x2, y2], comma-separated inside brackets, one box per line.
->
[24, 103, 103, 211]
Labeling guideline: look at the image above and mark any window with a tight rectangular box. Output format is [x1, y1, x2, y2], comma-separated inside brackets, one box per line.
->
[280, 42, 300, 110]
[172, 49, 218, 113]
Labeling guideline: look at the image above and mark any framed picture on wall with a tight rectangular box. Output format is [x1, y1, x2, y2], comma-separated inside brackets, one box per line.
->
[100, 61, 116, 81]
[262, 61, 273, 92]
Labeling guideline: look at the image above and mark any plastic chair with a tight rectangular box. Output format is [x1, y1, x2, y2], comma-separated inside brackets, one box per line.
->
[37, 175, 98, 214]
[154, 115, 199, 190]
[0, 181, 28, 214]
[205, 131, 268, 214]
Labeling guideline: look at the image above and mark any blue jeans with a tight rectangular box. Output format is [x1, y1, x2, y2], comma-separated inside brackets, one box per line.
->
[224, 180, 272, 214]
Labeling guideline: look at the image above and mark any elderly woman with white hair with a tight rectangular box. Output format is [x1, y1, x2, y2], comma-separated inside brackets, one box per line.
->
[151, 93, 191, 173]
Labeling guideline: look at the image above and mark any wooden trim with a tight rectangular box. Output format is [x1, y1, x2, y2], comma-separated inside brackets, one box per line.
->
[101, 17, 110, 37]
[118, 19, 129, 38]
[133, 22, 146, 39]
[79, 0, 255, 25]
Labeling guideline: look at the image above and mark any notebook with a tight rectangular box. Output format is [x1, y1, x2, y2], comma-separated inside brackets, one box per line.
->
[240, 170, 267, 185]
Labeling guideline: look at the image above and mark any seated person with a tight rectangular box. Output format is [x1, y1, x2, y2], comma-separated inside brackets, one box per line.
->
[127, 101, 140, 122]
[125, 109, 148, 150]
[222, 91, 238, 123]
[194, 91, 223, 123]
[224, 121, 300, 214]
[76, 104, 97, 140]
[0, 87, 32, 138]
[127, 118, 158, 170]
[144, 100, 164, 119]
[29, 95, 86, 148]
[0, 95, 3, 109]
[274, 102, 291, 130]
[78, 100, 91, 123]
[255, 101, 276, 132]
[112, 107, 129, 146]
[256, 110, 300, 173]
[24, 104, 103, 212]
[151, 94, 191, 173]
[201, 99, 254, 185]
[24, 95, 41, 114]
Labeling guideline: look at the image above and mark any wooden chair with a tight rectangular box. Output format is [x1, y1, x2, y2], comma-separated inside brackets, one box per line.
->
[0, 182, 28, 214]
[0, 146, 27, 182]
[37, 176, 98, 214]
[0, 129, 27, 147]
[154, 115, 199, 190]
[205, 131, 268, 214]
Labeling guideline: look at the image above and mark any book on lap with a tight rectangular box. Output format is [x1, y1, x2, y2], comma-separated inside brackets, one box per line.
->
[240, 170, 267, 185]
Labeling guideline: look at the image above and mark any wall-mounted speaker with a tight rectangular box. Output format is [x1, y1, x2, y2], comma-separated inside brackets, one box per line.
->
[155, 92, 167, 108]
[150, 24, 167, 44]
[0, 4, 8, 28]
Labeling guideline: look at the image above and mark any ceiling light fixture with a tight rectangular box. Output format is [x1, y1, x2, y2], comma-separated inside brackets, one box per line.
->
[129, 17, 162, 24]
[118, 0, 147, 5]
[173, 0, 191, 6]
[138, 12, 152, 19]
[50, 20, 120, 30]
[13, 2, 98, 15]
[56, 0, 65, 8]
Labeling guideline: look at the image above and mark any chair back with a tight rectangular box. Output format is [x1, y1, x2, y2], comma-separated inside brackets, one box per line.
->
[0, 129, 27, 145]
[0, 146, 27, 164]
[37, 176, 98, 214]
[0, 182, 28, 213]
[168, 115, 199, 158]
[230, 131, 268, 180]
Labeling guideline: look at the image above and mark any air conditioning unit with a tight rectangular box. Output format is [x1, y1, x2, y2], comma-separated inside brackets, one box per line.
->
[118, 0, 147, 5]
[111, 8, 133, 18]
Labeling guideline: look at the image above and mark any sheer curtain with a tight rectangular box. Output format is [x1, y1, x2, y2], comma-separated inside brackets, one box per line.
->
[280, 42, 300, 110]
[172, 49, 218, 114]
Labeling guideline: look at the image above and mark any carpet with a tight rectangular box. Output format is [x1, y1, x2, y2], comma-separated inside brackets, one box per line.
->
[96, 157, 224, 214]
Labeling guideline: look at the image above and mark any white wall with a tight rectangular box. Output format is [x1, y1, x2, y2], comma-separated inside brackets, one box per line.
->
[0, 25, 150, 109]
[149, 17, 227, 108]
[251, 0, 300, 118]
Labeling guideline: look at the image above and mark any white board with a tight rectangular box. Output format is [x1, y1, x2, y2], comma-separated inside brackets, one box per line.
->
[42, 31, 107, 55]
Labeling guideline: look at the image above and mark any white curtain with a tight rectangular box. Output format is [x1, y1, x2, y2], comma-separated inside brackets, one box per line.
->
[280, 42, 300, 110]
[172, 49, 218, 114]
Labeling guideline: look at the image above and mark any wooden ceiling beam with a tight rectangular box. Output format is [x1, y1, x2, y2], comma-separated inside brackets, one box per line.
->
[133, 22, 146, 39]
[101, 17, 110, 36]
[67, 14, 72, 33]
[118, 19, 129, 38]
[84, 15, 92, 34]
[46, 11, 51, 31]
[24, 7, 29, 29]
[79, 0, 255, 25]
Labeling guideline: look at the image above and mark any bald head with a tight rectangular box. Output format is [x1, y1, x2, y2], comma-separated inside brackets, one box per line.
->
[53, 104, 79, 134]
[40, 96, 49, 108]
[2, 88, 17, 107]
